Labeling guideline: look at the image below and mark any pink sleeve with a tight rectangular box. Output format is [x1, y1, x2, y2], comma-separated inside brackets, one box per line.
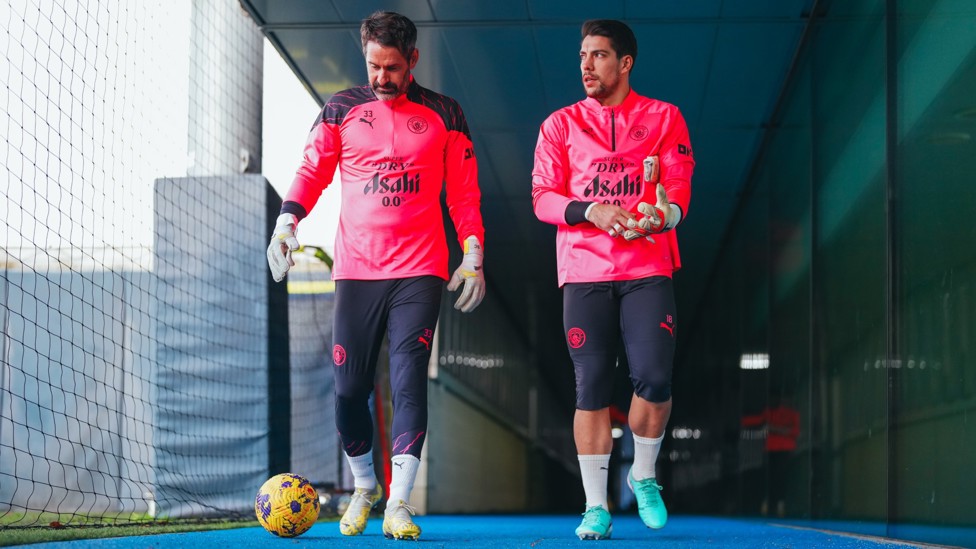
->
[444, 127, 484, 248]
[283, 120, 340, 216]
[531, 115, 575, 226]
[658, 107, 694, 219]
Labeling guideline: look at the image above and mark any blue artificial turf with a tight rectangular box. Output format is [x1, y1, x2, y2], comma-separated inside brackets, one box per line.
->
[28, 515, 948, 548]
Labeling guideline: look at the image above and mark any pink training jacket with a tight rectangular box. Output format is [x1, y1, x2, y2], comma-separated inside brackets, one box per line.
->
[532, 89, 694, 286]
[282, 78, 484, 281]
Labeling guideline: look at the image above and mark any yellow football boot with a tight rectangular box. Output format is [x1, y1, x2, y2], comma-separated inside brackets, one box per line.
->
[382, 499, 421, 540]
[339, 485, 383, 536]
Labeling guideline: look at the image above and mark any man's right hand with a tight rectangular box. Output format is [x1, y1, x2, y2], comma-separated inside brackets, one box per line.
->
[585, 203, 637, 238]
[267, 213, 299, 282]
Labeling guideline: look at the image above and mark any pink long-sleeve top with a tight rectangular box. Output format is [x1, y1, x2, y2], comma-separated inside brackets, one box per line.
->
[532, 90, 694, 286]
[282, 79, 484, 281]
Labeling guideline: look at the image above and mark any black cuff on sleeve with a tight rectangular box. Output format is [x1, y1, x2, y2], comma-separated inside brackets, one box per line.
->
[564, 201, 593, 226]
[280, 201, 308, 222]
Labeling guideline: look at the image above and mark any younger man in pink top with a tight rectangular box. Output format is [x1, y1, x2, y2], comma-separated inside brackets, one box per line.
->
[532, 19, 694, 540]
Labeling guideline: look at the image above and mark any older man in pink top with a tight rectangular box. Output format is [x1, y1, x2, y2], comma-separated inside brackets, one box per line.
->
[266, 11, 485, 542]
[532, 19, 693, 540]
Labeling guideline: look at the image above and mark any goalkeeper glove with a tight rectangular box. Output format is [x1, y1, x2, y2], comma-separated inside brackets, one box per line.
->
[447, 236, 485, 313]
[623, 183, 680, 242]
[267, 213, 299, 282]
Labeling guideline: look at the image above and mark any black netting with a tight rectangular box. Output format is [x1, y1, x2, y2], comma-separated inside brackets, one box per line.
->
[0, 0, 337, 528]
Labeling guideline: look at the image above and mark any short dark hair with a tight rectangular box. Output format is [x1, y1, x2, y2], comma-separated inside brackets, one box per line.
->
[581, 19, 637, 65]
[361, 11, 417, 60]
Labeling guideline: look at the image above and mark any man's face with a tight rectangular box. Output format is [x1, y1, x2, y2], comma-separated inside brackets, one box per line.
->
[580, 35, 627, 100]
[365, 41, 417, 101]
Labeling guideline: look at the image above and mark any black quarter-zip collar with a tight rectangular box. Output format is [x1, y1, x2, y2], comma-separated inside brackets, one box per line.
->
[610, 109, 616, 151]
[583, 89, 639, 152]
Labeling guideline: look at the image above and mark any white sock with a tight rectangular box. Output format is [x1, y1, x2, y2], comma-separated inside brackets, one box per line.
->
[346, 452, 377, 490]
[632, 433, 664, 480]
[578, 454, 611, 510]
[387, 454, 420, 509]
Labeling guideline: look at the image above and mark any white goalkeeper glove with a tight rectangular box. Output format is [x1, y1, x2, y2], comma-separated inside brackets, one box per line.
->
[623, 183, 681, 242]
[447, 236, 485, 313]
[267, 213, 299, 282]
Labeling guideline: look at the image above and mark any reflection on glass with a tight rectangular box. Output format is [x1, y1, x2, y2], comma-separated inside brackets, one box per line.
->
[741, 394, 801, 517]
[676, 0, 976, 545]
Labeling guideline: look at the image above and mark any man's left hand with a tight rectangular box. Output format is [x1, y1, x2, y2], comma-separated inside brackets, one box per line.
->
[447, 236, 485, 313]
[623, 183, 678, 241]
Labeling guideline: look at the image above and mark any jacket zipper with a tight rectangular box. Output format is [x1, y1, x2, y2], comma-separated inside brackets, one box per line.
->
[610, 109, 616, 151]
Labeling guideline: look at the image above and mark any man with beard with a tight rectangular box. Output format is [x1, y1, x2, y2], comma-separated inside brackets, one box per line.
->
[267, 11, 485, 541]
[531, 19, 694, 540]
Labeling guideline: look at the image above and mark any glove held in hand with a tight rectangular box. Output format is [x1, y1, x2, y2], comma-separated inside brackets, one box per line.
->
[447, 236, 486, 313]
[267, 213, 299, 282]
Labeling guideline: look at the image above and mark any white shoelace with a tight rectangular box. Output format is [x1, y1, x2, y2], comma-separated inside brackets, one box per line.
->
[345, 489, 375, 516]
[387, 500, 417, 520]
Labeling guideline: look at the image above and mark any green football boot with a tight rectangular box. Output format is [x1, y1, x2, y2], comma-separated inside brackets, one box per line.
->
[628, 468, 667, 529]
[575, 505, 613, 540]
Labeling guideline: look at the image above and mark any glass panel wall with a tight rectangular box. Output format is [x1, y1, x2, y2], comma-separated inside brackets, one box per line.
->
[767, 62, 813, 522]
[892, 0, 976, 537]
[811, 1, 889, 528]
[675, 0, 976, 545]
